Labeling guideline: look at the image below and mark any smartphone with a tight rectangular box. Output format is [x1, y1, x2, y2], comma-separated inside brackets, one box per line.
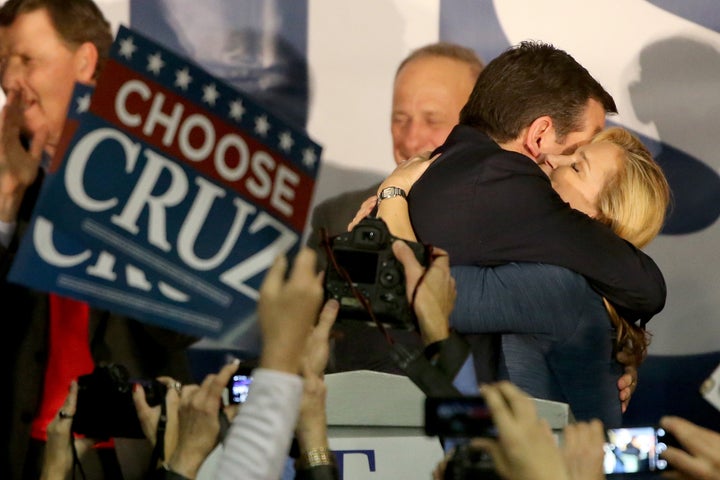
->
[424, 396, 496, 438]
[223, 373, 253, 405]
[604, 426, 675, 475]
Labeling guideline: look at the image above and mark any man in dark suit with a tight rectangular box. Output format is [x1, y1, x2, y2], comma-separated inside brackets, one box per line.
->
[306, 42, 485, 374]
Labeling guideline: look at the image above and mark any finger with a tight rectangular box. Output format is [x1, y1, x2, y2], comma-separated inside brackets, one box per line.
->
[62, 380, 79, 416]
[660, 446, 713, 480]
[660, 416, 720, 460]
[494, 381, 538, 423]
[315, 299, 339, 337]
[155, 376, 182, 399]
[617, 372, 632, 390]
[29, 124, 49, 161]
[132, 381, 149, 409]
[429, 246, 450, 267]
[660, 471, 685, 480]
[213, 360, 242, 398]
[259, 253, 288, 295]
[392, 240, 422, 277]
[288, 247, 319, 284]
[347, 196, 377, 231]
[480, 384, 515, 433]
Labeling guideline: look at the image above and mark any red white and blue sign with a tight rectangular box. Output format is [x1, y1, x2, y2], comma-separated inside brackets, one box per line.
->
[8, 26, 322, 338]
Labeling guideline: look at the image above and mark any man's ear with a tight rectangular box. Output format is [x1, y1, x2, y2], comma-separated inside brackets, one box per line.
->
[524, 115, 554, 159]
[74, 42, 99, 83]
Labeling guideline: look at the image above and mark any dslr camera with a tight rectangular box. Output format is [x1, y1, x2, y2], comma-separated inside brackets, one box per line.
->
[72, 363, 166, 439]
[324, 216, 428, 329]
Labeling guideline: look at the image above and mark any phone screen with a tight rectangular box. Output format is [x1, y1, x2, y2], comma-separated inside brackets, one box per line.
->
[224, 374, 253, 405]
[604, 426, 671, 475]
[424, 396, 495, 437]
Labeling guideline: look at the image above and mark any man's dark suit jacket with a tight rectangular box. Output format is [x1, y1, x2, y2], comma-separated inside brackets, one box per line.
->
[409, 125, 666, 324]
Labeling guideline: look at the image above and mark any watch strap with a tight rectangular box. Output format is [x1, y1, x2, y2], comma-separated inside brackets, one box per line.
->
[377, 186, 407, 205]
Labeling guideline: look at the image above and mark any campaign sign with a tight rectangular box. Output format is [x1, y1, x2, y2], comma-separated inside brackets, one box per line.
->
[8, 26, 322, 338]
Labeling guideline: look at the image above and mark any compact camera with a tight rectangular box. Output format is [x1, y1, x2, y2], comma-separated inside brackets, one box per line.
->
[323, 216, 428, 329]
[72, 363, 166, 439]
[604, 426, 676, 476]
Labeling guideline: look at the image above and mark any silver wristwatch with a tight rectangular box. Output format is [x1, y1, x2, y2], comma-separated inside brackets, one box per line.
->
[377, 186, 407, 205]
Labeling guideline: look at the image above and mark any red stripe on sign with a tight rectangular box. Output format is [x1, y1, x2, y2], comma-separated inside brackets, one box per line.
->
[90, 60, 314, 231]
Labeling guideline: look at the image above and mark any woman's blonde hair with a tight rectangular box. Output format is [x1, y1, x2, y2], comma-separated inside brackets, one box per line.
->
[592, 127, 671, 364]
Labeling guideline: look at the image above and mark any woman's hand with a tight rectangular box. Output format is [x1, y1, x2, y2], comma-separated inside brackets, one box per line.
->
[133, 376, 182, 463]
[347, 152, 439, 235]
[473, 382, 570, 480]
[377, 151, 437, 193]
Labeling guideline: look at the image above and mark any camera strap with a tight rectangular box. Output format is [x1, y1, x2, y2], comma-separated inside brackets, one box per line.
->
[391, 342, 461, 397]
[70, 437, 87, 480]
[321, 226, 397, 345]
[149, 399, 168, 470]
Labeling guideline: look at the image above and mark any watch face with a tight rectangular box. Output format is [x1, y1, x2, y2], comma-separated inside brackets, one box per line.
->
[380, 187, 404, 200]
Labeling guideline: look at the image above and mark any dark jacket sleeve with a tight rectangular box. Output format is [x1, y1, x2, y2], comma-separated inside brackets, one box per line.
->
[410, 143, 665, 325]
[466, 155, 666, 325]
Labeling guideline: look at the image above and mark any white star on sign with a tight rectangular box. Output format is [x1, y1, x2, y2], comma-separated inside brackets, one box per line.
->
[278, 131, 294, 152]
[255, 115, 270, 136]
[175, 67, 192, 90]
[146, 52, 165, 75]
[229, 99, 245, 121]
[302, 148, 317, 168]
[76, 93, 91, 113]
[202, 83, 220, 106]
[118, 36, 137, 59]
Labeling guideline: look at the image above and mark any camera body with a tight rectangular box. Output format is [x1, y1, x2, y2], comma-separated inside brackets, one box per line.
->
[324, 216, 428, 329]
[72, 363, 166, 439]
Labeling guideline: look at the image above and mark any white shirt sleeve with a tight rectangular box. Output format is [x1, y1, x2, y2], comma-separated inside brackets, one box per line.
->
[0, 219, 17, 248]
[215, 368, 303, 480]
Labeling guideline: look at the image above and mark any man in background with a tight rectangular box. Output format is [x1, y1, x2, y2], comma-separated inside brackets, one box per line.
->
[0, 1, 196, 478]
[306, 42, 486, 374]
[308, 42, 483, 252]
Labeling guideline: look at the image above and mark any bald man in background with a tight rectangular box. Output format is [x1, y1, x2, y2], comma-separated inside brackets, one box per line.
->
[307, 42, 488, 375]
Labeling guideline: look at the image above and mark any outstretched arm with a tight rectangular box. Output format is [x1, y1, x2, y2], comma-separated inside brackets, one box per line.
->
[217, 248, 324, 480]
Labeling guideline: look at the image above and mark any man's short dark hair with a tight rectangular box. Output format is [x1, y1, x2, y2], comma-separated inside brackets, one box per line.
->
[0, 0, 112, 79]
[459, 40, 617, 143]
